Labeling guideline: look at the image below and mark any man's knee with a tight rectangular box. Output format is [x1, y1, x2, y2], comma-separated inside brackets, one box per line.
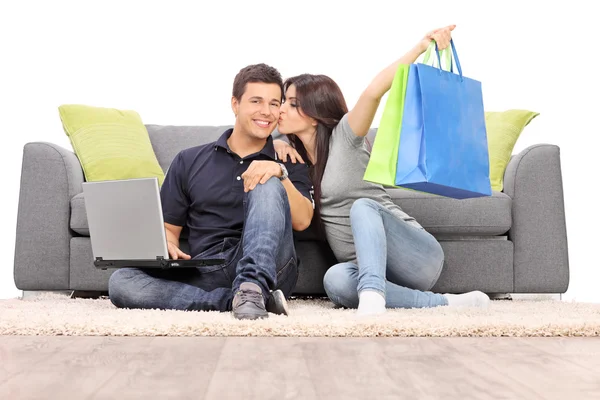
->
[247, 177, 286, 201]
[245, 177, 290, 220]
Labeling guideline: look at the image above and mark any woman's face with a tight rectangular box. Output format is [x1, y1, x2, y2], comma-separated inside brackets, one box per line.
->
[278, 84, 316, 135]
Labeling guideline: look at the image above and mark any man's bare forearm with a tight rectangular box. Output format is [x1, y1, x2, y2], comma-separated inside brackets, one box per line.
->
[164, 223, 183, 246]
[282, 178, 314, 231]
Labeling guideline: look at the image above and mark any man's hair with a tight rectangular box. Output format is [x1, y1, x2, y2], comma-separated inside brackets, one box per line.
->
[232, 63, 284, 101]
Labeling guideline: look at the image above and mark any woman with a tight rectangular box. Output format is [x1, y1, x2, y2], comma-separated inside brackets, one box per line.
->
[275, 25, 490, 316]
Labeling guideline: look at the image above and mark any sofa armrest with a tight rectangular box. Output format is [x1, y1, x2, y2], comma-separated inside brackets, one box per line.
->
[503, 144, 569, 293]
[14, 142, 84, 290]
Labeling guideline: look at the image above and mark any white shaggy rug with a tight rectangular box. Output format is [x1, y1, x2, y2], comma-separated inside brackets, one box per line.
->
[1, 293, 599, 337]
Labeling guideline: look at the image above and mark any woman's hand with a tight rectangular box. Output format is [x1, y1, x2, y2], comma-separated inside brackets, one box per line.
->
[418, 25, 456, 53]
[348, 24, 456, 138]
[273, 139, 305, 164]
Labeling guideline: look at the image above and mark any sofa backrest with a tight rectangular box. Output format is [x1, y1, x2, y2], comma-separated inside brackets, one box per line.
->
[145, 124, 379, 173]
[145, 124, 233, 173]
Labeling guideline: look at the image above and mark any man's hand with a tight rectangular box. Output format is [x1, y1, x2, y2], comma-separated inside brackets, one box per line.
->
[167, 241, 191, 260]
[241, 160, 282, 192]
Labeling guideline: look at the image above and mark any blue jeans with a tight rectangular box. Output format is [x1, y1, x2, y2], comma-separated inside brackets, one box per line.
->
[108, 178, 299, 312]
[323, 198, 448, 309]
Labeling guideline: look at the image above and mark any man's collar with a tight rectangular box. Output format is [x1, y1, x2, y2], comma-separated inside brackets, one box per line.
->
[214, 128, 277, 160]
[214, 129, 233, 152]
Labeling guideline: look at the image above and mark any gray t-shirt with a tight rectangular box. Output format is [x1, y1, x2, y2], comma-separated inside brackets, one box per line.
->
[320, 113, 423, 263]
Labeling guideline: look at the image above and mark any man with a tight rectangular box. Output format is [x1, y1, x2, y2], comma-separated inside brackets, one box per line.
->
[108, 63, 315, 320]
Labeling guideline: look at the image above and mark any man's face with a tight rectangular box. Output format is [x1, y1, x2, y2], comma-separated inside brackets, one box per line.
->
[231, 82, 281, 141]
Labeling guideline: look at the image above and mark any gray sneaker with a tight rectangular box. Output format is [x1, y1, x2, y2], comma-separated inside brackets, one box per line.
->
[267, 289, 289, 316]
[232, 282, 268, 320]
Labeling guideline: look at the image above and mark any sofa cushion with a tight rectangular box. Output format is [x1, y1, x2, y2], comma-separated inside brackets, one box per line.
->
[71, 188, 511, 238]
[145, 124, 233, 173]
[58, 104, 166, 186]
[70, 193, 89, 235]
[485, 109, 539, 192]
[388, 189, 511, 236]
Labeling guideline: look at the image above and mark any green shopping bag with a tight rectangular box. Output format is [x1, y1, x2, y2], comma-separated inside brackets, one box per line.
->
[363, 63, 410, 186]
[364, 41, 452, 187]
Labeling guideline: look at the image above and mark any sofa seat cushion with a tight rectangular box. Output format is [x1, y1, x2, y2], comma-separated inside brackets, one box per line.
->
[70, 193, 89, 235]
[70, 188, 512, 238]
[387, 189, 512, 236]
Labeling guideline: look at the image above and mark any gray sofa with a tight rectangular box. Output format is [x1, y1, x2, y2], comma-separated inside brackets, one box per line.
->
[14, 124, 570, 296]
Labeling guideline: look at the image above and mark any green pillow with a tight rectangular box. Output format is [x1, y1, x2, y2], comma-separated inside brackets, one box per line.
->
[485, 109, 539, 192]
[58, 104, 165, 186]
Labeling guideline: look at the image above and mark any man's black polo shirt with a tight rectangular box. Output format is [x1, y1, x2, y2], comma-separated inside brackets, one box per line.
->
[160, 129, 314, 258]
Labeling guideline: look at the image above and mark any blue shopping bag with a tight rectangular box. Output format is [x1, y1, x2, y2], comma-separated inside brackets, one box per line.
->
[394, 39, 492, 199]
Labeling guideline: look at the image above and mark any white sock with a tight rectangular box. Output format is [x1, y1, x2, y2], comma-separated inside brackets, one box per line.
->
[357, 290, 386, 316]
[443, 291, 490, 308]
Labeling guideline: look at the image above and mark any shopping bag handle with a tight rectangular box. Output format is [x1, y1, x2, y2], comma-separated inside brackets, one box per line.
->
[435, 39, 464, 80]
[423, 41, 453, 72]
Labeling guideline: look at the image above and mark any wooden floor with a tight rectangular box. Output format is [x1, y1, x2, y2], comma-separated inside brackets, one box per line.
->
[1, 336, 599, 399]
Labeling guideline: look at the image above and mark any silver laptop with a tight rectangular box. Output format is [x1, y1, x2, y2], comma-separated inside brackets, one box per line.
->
[82, 177, 224, 270]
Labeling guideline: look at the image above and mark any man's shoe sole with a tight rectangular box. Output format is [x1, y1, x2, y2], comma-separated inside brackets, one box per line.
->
[233, 312, 268, 320]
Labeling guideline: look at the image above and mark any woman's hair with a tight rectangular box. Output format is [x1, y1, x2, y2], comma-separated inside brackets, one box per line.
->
[283, 74, 348, 238]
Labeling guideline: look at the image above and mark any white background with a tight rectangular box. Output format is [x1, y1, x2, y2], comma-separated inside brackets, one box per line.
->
[1, 1, 597, 302]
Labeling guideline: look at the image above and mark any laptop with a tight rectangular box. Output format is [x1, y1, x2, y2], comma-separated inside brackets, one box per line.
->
[82, 177, 225, 270]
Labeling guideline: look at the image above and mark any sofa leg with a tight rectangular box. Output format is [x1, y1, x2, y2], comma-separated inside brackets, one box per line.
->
[488, 293, 512, 300]
[70, 291, 107, 299]
[487, 293, 563, 301]
[21, 290, 73, 299]
[510, 293, 563, 301]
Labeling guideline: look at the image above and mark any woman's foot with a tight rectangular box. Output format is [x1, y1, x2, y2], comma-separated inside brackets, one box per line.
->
[443, 291, 490, 308]
[357, 290, 386, 316]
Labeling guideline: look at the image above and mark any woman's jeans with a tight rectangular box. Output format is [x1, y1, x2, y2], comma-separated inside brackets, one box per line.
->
[323, 198, 448, 309]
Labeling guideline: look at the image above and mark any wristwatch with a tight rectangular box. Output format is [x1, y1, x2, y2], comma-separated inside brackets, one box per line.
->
[278, 163, 289, 181]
